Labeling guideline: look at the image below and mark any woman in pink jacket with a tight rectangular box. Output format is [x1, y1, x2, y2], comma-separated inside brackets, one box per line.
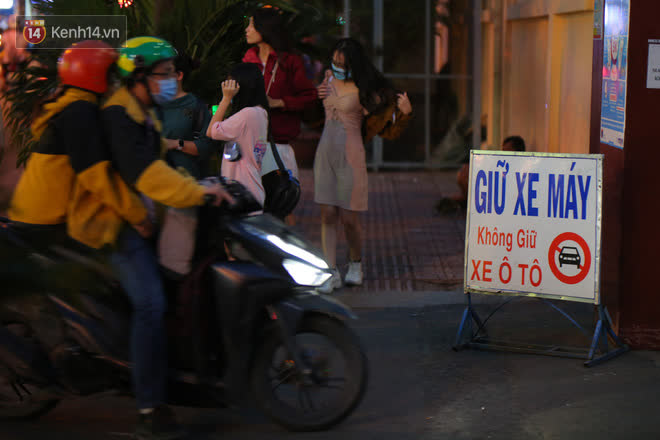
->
[207, 63, 269, 208]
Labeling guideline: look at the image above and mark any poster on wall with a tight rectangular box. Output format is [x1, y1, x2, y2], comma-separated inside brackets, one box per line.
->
[600, 0, 630, 149]
[593, 0, 603, 40]
[464, 152, 603, 304]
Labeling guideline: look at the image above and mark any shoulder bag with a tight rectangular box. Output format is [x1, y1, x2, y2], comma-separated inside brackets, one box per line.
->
[262, 142, 301, 219]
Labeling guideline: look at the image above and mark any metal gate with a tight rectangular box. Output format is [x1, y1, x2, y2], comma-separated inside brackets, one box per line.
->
[341, 0, 482, 170]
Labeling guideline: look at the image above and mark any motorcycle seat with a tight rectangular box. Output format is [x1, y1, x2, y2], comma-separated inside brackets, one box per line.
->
[0, 217, 116, 282]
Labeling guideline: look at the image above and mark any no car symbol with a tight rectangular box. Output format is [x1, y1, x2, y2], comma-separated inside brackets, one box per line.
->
[547, 232, 591, 285]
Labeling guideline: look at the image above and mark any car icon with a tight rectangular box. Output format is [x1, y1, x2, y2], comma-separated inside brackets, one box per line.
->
[559, 246, 581, 269]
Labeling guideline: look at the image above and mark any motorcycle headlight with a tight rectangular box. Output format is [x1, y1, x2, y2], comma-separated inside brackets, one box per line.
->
[283, 259, 332, 287]
[266, 234, 328, 269]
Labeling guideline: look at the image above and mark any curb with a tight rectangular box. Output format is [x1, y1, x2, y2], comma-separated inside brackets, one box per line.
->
[331, 288, 504, 309]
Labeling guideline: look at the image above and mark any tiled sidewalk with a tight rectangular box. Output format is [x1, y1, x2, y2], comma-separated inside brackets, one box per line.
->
[293, 168, 467, 292]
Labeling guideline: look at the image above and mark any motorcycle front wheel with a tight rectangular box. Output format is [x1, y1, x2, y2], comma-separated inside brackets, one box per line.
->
[251, 314, 368, 431]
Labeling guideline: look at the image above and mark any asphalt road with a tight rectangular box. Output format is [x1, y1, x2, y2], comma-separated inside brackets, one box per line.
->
[2, 302, 660, 440]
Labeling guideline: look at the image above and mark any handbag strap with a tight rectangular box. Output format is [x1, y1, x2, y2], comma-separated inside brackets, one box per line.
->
[269, 142, 287, 174]
[264, 60, 279, 96]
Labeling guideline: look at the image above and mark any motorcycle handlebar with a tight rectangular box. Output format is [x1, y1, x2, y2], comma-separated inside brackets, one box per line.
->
[201, 178, 262, 214]
[203, 194, 216, 205]
[203, 193, 231, 210]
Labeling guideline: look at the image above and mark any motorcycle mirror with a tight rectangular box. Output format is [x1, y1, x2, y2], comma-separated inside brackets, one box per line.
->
[223, 142, 242, 162]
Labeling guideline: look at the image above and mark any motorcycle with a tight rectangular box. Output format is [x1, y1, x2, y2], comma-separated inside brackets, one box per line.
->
[0, 177, 368, 432]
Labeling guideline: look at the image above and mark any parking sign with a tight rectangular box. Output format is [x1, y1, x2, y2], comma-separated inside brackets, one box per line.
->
[464, 151, 603, 304]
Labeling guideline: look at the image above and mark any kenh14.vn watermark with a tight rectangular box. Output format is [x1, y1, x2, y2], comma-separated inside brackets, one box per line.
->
[17, 15, 127, 49]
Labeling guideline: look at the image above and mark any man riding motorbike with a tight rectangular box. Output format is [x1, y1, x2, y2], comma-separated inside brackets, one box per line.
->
[7, 39, 150, 398]
[97, 36, 234, 439]
[10, 38, 233, 440]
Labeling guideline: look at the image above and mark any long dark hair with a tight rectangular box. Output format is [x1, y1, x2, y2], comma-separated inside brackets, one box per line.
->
[228, 63, 270, 114]
[252, 7, 292, 54]
[174, 53, 200, 78]
[331, 38, 394, 114]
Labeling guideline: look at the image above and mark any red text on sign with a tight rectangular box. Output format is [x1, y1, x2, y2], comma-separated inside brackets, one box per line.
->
[471, 260, 493, 282]
[517, 260, 543, 286]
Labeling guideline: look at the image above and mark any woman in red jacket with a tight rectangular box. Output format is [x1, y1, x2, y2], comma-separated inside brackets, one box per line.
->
[243, 7, 318, 221]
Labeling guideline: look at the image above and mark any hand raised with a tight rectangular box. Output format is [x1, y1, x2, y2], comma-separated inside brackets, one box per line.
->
[221, 80, 240, 100]
[317, 70, 333, 100]
[396, 92, 412, 115]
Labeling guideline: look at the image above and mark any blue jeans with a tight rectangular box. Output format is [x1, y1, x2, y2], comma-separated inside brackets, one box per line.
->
[110, 227, 167, 410]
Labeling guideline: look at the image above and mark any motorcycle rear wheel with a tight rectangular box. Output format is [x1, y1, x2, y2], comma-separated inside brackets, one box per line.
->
[0, 322, 60, 419]
[251, 314, 368, 431]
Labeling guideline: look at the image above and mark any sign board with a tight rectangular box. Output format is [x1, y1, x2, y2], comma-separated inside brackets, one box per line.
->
[464, 152, 603, 304]
[600, 0, 630, 149]
[647, 39, 660, 89]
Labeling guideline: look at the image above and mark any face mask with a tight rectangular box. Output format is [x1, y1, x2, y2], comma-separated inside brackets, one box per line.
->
[331, 63, 351, 80]
[152, 78, 177, 105]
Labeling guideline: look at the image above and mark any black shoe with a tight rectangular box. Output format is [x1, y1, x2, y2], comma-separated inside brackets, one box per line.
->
[135, 405, 186, 440]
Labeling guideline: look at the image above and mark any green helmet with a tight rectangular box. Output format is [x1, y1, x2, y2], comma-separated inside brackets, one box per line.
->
[117, 36, 177, 77]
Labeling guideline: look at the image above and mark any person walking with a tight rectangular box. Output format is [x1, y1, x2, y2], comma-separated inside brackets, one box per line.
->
[155, 54, 221, 277]
[207, 63, 270, 208]
[243, 6, 317, 222]
[314, 38, 412, 294]
[158, 54, 219, 179]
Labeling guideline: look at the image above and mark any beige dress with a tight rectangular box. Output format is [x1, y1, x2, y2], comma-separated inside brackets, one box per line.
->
[313, 83, 368, 211]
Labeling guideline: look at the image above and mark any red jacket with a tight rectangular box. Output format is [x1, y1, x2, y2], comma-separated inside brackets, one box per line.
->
[243, 47, 318, 144]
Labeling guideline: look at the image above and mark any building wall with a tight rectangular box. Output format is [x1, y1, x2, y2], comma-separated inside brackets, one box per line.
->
[614, 0, 660, 348]
[552, 12, 594, 154]
[502, 17, 548, 151]
[486, 0, 594, 152]
[587, 0, 660, 348]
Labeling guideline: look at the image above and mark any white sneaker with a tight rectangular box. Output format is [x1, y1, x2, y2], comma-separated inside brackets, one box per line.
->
[317, 269, 342, 294]
[344, 261, 363, 286]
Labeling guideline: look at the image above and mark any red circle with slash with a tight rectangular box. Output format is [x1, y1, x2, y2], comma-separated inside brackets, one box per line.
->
[548, 232, 591, 285]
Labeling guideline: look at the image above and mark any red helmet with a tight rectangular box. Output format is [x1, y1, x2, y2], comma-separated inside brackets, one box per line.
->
[58, 40, 118, 94]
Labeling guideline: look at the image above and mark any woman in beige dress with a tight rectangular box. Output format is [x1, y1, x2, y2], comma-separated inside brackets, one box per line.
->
[314, 38, 412, 293]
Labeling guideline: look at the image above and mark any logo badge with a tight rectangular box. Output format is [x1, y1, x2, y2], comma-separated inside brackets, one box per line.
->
[23, 19, 46, 45]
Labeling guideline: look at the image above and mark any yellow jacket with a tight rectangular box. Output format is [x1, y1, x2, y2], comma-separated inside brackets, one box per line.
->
[9, 88, 147, 249]
[100, 87, 206, 209]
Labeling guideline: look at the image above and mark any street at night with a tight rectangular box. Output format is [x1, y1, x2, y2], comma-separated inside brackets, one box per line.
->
[2, 300, 660, 439]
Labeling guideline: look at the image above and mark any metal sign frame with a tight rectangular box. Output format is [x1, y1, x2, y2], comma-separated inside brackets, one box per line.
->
[455, 151, 627, 366]
[453, 292, 629, 367]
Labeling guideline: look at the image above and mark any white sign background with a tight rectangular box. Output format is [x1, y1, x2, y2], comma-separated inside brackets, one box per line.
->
[646, 40, 660, 89]
[464, 152, 603, 304]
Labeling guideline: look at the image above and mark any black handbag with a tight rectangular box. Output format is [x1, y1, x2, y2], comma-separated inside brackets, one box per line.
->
[262, 142, 301, 219]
